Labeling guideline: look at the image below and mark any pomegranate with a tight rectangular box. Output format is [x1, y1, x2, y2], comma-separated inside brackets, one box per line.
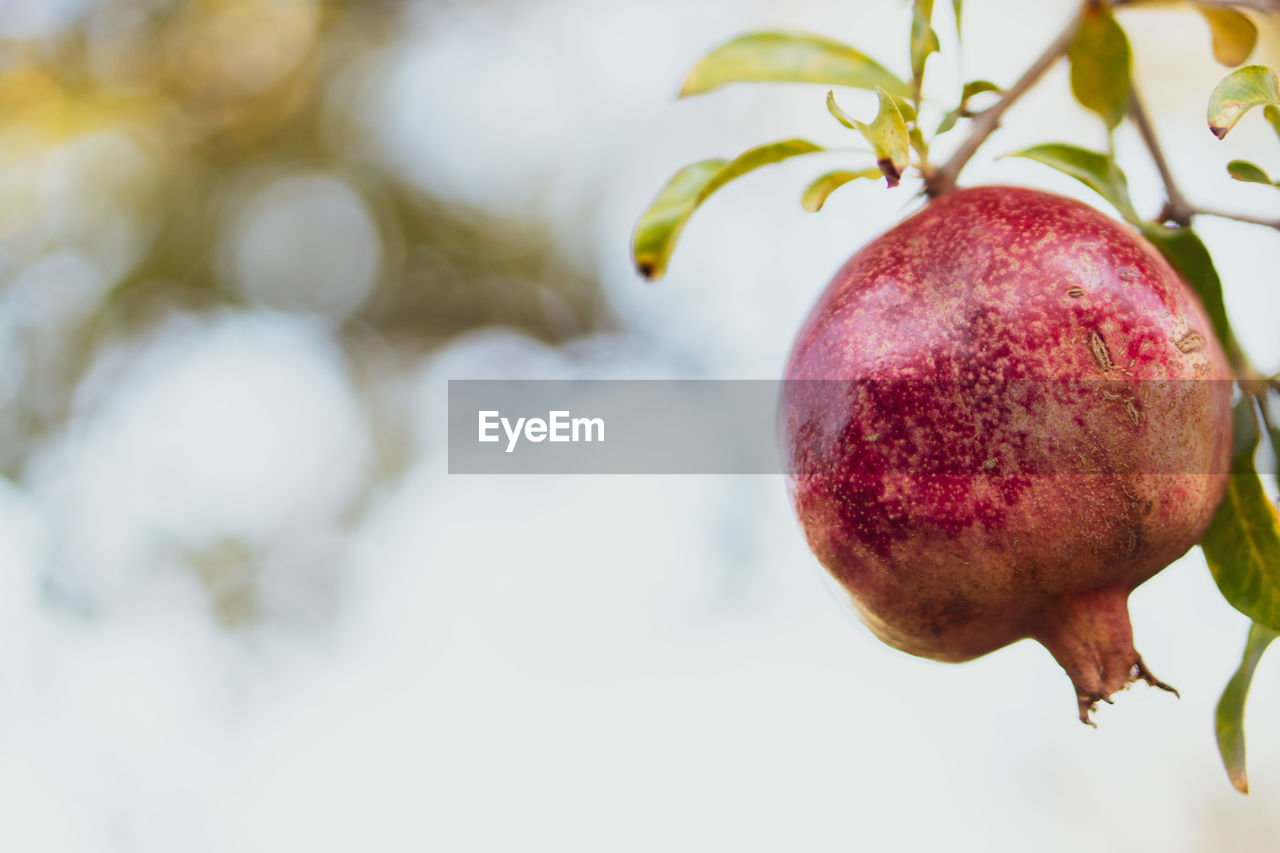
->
[781, 185, 1233, 723]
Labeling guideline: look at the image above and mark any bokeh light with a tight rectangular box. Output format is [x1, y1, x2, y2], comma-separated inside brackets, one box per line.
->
[222, 173, 382, 318]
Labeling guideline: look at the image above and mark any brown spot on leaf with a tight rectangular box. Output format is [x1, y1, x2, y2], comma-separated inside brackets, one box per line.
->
[877, 158, 901, 189]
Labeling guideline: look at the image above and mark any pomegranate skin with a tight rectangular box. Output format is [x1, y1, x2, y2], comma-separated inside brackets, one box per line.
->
[782, 185, 1233, 722]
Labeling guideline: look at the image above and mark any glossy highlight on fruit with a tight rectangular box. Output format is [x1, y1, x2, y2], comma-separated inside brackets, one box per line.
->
[781, 185, 1233, 723]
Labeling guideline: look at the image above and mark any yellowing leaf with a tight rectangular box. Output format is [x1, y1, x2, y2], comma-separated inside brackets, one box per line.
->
[800, 168, 883, 212]
[1208, 65, 1280, 139]
[680, 32, 911, 99]
[890, 94, 917, 123]
[701, 139, 824, 197]
[1266, 105, 1280, 142]
[632, 160, 725, 281]
[910, 0, 940, 97]
[827, 88, 909, 187]
[1067, 7, 1132, 130]
[1198, 6, 1256, 68]
[632, 141, 825, 280]
[1216, 622, 1277, 795]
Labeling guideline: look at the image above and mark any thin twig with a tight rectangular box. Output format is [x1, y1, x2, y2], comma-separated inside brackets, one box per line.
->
[1187, 208, 1280, 230]
[1128, 88, 1193, 225]
[925, 7, 1084, 197]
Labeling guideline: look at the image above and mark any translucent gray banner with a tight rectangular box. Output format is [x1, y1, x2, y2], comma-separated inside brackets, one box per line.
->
[448, 379, 1237, 475]
[450, 380, 782, 474]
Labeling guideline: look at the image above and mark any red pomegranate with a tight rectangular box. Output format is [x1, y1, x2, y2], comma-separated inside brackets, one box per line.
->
[781, 185, 1233, 723]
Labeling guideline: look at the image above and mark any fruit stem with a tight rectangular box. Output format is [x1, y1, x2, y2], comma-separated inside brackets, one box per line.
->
[924, 6, 1084, 198]
[1032, 588, 1177, 726]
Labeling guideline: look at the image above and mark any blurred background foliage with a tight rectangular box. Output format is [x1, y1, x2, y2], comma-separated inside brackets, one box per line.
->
[2, 1, 1280, 850]
[0, 0, 606, 482]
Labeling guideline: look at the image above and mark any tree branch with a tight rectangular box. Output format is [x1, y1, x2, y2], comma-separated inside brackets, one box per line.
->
[925, 7, 1084, 197]
[920, 0, 1280, 206]
[1129, 85, 1280, 231]
[1114, 0, 1279, 12]
[1128, 88, 1193, 225]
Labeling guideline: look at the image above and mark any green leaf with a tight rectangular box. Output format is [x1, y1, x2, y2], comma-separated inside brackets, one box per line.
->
[936, 80, 1001, 135]
[1138, 224, 1234, 356]
[1208, 65, 1280, 139]
[1228, 392, 1262, 475]
[910, 0, 940, 98]
[1004, 143, 1139, 223]
[1198, 6, 1257, 68]
[908, 126, 929, 162]
[1271, 422, 1280, 493]
[936, 109, 961, 135]
[1265, 105, 1280, 142]
[680, 32, 911, 99]
[1216, 621, 1278, 794]
[952, 0, 963, 38]
[1201, 398, 1280, 632]
[632, 141, 825, 280]
[827, 88, 910, 187]
[1067, 6, 1132, 130]
[1227, 159, 1278, 186]
[800, 168, 883, 212]
[961, 79, 1001, 101]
